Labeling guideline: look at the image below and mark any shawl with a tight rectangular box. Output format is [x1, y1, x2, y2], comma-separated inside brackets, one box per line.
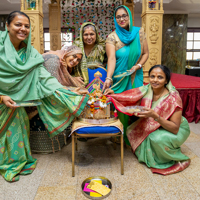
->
[107, 81, 183, 151]
[0, 27, 62, 101]
[114, 6, 141, 76]
[73, 22, 105, 85]
[43, 45, 84, 87]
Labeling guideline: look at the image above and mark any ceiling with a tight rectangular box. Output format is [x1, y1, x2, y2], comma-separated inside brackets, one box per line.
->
[0, 0, 200, 15]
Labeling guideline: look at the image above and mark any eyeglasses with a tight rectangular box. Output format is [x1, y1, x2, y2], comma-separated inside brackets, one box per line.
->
[116, 14, 128, 21]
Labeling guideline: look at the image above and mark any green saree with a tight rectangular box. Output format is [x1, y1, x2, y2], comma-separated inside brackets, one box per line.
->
[0, 29, 89, 182]
[108, 82, 191, 175]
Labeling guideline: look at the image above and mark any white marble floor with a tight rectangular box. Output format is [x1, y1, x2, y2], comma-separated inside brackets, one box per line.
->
[1, 122, 200, 200]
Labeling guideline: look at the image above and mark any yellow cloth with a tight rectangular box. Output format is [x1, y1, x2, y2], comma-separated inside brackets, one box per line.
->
[71, 119, 123, 135]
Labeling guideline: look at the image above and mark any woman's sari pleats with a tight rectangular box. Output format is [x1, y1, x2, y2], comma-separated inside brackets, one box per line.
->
[0, 105, 37, 182]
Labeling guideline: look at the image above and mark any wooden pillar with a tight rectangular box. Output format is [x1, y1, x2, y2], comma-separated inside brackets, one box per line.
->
[141, 0, 164, 82]
[49, 0, 61, 51]
[20, 0, 44, 54]
[123, 0, 135, 26]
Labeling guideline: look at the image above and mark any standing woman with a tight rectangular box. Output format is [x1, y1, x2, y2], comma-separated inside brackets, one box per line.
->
[103, 5, 149, 145]
[0, 11, 88, 182]
[73, 22, 106, 86]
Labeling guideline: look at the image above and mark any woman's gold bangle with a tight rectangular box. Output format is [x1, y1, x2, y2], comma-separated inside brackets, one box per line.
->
[0, 96, 3, 104]
[106, 77, 113, 82]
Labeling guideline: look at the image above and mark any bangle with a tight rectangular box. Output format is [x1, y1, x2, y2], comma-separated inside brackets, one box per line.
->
[154, 115, 160, 121]
[137, 64, 142, 69]
[0, 96, 3, 104]
[106, 77, 113, 82]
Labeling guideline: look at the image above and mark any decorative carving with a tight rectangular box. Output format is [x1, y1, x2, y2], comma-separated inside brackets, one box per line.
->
[29, 17, 36, 45]
[39, 17, 44, 54]
[21, 0, 24, 10]
[50, 7, 59, 31]
[149, 48, 159, 67]
[149, 17, 159, 44]
[142, 17, 146, 33]
[51, 34, 58, 51]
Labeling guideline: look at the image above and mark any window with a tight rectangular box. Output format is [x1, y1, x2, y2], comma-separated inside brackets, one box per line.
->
[187, 28, 200, 61]
[43, 28, 75, 52]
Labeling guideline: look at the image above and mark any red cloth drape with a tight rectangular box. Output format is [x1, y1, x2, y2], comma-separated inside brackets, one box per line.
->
[170, 73, 200, 123]
[177, 89, 200, 123]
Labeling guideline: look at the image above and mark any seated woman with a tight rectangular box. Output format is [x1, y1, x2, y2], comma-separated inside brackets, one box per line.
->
[104, 65, 190, 175]
[43, 45, 85, 87]
[0, 11, 88, 182]
[73, 22, 106, 85]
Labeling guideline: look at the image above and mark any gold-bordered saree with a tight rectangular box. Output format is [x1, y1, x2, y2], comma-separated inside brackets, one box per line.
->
[108, 82, 191, 175]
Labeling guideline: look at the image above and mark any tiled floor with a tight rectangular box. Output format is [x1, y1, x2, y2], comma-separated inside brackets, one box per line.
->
[1, 122, 200, 200]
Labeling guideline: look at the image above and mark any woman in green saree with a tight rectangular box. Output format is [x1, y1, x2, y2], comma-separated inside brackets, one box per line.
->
[73, 22, 106, 86]
[103, 5, 149, 145]
[0, 11, 89, 182]
[105, 65, 190, 175]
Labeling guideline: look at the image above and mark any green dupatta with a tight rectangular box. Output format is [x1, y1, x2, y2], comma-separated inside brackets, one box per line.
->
[0, 28, 62, 101]
[73, 22, 105, 85]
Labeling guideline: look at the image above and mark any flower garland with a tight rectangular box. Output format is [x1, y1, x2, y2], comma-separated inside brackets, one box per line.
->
[61, 0, 122, 40]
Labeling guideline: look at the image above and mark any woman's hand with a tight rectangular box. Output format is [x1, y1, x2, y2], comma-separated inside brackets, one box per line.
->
[61, 58, 67, 68]
[135, 107, 157, 119]
[102, 79, 112, 91]
[72, 87, 89, 95]
[74, 77, 85, 85]
[104, 88, 114, 95]
[130, 64, 140, 72]
[2, 96, 18, 108]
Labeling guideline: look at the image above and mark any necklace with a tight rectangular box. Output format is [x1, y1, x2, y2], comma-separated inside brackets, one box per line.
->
[153, 87, 165, 101]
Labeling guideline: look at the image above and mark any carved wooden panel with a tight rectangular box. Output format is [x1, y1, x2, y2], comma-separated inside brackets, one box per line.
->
[29, 16, 36, 46]
[50, 34, 58, 51]
[149, 48, 159, 67]
[39, 17, 44, 54]
[149, 16, 159, 44]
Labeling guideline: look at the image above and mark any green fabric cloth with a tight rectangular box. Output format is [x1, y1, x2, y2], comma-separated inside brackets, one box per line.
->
[0, 105, 37, 182]
[73, 22, 105, 85]
[135, 117, 190, 169]
[38, 87, 89, 138]
[0, 29, 62, 101]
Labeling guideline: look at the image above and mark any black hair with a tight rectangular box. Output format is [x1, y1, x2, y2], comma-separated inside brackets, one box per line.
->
[148, 65, 171, 85]
[115, 6, 128, 17]
[6, 11, 30, 25]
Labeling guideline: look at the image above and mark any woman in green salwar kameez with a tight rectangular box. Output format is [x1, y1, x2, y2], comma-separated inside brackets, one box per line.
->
[0, 11, 89, 182]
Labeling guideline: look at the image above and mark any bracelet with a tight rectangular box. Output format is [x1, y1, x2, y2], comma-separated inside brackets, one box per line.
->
[0, 96, 3, 104]
[154, 115, 160, 121]
[137, 63, 142, 69]
[106, 77, 113, 82]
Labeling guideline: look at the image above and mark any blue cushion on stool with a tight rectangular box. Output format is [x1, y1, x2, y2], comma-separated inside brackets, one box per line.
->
[76, 126, 120, 134]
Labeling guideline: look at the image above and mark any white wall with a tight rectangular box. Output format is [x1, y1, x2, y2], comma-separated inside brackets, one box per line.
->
[188, 14, 200, 27]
